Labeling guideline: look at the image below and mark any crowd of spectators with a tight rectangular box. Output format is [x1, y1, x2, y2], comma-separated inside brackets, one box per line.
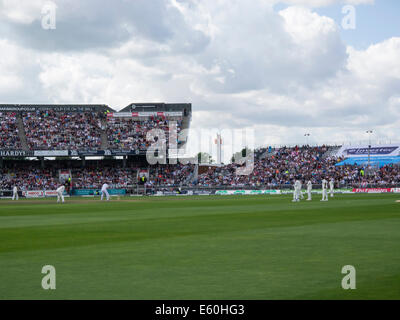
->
[146, 164, 195, 187]
[72, 167, 132, 189]
[106, 116, 183, 150]
[0, 167, 132, 190]
[193, 145, 400, 187]
[0, 145, 399, 191]
[0, 112, 21, 149]
[22, 110, 103, 150]
[0, 167, 59, 190]
[1, 111, 184, 151]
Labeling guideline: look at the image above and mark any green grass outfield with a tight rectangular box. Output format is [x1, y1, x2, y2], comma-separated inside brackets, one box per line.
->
[1, 194, 400, 300]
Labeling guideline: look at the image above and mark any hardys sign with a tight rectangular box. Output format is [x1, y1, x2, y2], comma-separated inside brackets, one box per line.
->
[0, 150, 33, 157]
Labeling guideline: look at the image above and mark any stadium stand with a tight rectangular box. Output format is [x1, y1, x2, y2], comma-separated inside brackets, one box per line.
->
[193, 145, 400, 188]
[22, 110, 104, 150]
[0, 166, 133, 190]
[106, 116, 183, 150]
[0, 112, 21, 149]
[2, 144, 399, 192]
[1, 103, 400, 195]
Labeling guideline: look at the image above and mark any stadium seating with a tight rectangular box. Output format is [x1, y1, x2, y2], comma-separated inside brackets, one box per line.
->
[0, 105, 399, 191]
[0, 167, 59, 190]
[0, 167, 133, 190]
[1, 144, 399, 191]
[0, 112, 21, 149]
[22, 110, 103, 150]
[194, 145, 400, 187]
[106, 116, 183, 150]
[16, 110, 183, 151]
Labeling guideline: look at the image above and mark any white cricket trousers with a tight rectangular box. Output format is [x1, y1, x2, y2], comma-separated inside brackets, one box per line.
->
[12, 192, 19, 200]
[101, 190, 110, 201]
[57, 191, 64, 203]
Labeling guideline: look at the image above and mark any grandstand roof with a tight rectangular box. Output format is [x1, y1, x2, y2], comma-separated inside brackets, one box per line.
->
[0, 104, 113, 112]
[120, 102, 191, 115]
[0, 103, 192, 115]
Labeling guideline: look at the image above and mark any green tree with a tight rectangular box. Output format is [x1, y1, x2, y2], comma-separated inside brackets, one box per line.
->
[197, 152, 214, 164]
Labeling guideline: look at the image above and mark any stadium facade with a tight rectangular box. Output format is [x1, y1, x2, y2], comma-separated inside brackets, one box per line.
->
[0, 103, 400, 198]
[0, 102, 191, 157]
[0, 102, 193, 197]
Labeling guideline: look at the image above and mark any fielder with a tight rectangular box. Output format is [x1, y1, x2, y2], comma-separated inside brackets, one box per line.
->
[101, 183, 110, 201]
[56, 185, 65, 203]
[307, 180, 312, 201]
[12, 186, 19, 200]
[321, 179, 328, 201]
[329, 178, 335, 197]
[292, 179, 301, 202]
[299, 180, 304, 199]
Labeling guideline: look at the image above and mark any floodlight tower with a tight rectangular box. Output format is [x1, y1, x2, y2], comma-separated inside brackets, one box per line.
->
[304, 133, 310, 146]
[366, 130, 373, 168]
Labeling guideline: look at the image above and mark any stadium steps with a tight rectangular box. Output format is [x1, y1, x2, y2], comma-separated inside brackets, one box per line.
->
[16, 114, 29, 150]
[322, 146, 341, 159]
[186, 164, 198, 184]
[265, 150, 277, 159]
[181, 115, 191, 131]
[99, 118, 109, 149]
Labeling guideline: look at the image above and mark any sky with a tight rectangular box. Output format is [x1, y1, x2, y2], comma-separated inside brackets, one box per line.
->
[0, 0, 400, 159]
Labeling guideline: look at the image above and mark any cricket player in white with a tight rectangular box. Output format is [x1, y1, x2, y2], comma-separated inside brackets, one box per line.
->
[299, 180, 304, 199]
[12, 186, 19, 200]
[307, 180, 312, 201]
[321, 179, 328, 201]
[101, 183, 110, 201]
[329, 179, 335, 197]
[292, 180, 301, 202]
[56, 185, 65, 203]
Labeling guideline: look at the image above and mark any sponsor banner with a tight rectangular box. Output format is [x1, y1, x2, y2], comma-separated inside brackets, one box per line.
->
[215, 190, 281, 195]
[161, 191, 179, 196]
[391, 188, 400, 193]
[110, 112, 133, 118]
[281, 189, 353, 194]
[34, 150, 69, 157]
[76, 150, 143, 156]
[192, 191, 211, 196]
[44, 190, 60, 197]
[166, 112, 183, 117]
[22, 190, 69, 197]
[337, 145, 400, 158]
[0, 150, 33, 157]
[0, 105, 106, 112]
[352, 188, 392, 193]
[337, 189, 354, 194]
[72, 189, 126, 196]
[109, 150, 141, 156]
[2, 149, 145, 157]
[107, 111, 183, 118]
[0, 190, 13, 197]
[23, 190, 45, 198]
[0, 106, 36, 112]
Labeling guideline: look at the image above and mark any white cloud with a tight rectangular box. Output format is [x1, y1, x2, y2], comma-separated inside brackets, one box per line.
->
[280, 0, 374, 8]
[0, 0, 46, 24]
[0, 0, 399, 151]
